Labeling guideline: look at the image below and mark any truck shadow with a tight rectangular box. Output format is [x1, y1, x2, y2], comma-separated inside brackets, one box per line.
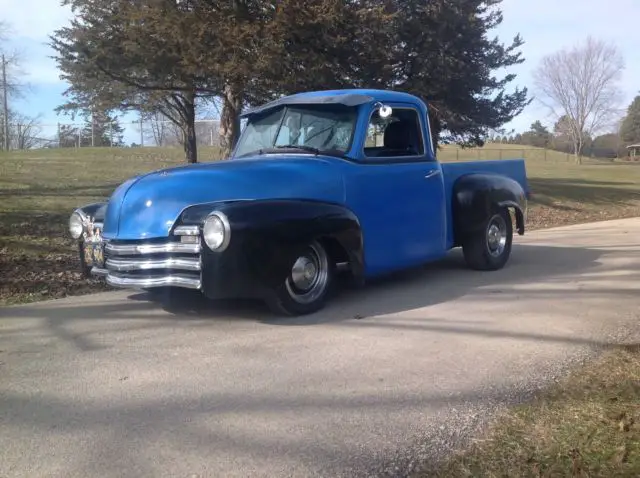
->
[3, 241, 633, 354]
[134, 242, 611, 325]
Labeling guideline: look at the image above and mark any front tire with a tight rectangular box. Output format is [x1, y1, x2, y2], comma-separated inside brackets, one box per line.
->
[266, 240, 334, 316]
[462, 207, 513, 271]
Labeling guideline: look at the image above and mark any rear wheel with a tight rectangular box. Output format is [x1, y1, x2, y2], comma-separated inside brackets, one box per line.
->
[462, 207, 513, 270]
[266, 240, 334, 316]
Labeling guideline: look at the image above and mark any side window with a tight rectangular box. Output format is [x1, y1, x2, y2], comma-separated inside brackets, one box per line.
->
[363, 108, 425, 158]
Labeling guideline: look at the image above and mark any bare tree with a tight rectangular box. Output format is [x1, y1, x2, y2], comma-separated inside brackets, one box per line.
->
[141, 110, 171, 147]
[11, 111, 44, 149]
[0, 20, 30, 150]
[533, 36, 625, 163]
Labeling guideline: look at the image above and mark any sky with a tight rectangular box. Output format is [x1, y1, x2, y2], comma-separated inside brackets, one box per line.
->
[1, 0, 639, 145]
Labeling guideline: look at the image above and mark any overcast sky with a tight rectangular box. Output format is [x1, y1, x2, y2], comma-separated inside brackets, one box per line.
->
[1, 0, 638, 144]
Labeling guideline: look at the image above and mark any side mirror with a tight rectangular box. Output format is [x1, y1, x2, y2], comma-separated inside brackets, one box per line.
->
[374, 102, 393, 118]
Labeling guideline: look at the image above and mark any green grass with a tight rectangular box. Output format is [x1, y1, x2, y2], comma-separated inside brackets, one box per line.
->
[1, 144, 639, 305]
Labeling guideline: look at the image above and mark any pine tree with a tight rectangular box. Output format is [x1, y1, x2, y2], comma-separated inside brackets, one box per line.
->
[81, 111, 124, 147]
[51, 0, 530, 162]
[384, 0, 530, 150]
[620, 95, 640, 144]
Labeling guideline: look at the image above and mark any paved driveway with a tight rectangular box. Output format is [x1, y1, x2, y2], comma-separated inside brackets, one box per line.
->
[2, 218, 639, 478]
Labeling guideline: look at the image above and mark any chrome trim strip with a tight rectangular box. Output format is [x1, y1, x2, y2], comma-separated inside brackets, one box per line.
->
[105, 242, 201, 256]
[106, 274, 202, 290]
[91, 267, 108, 276]
[106, 257, 201, 272]
[174, 225, 200, 236]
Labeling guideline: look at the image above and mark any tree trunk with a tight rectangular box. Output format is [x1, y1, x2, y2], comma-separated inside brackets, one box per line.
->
[183, 121, 197, 164]
[219, 83, 244, 159]
[182, 92, 197, 163]
[572, 133, 583, 165]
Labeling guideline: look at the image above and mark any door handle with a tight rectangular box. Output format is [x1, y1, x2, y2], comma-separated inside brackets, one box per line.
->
[424, 170, 441, 179]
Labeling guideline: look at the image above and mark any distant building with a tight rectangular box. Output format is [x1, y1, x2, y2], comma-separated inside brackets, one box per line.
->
[626, 144, 640, 161]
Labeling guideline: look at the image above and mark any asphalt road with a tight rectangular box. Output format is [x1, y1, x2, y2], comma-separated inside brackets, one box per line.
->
[2, 218, 640, 478]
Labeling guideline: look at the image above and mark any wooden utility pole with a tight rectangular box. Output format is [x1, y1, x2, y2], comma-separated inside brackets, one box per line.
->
[2, 54, 9, 151]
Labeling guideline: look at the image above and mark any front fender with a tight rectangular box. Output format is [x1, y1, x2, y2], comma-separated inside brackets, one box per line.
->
[452, 173, 527, 241]
[177, 199, 364, 299]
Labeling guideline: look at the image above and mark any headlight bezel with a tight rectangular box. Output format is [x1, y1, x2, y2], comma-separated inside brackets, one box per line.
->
[202, 211, 231, 252]
[68, 210, 86, 240]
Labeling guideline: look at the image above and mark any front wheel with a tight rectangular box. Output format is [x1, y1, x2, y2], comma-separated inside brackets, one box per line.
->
[462, 208, 513, 271]
[266, 240, 334, 316]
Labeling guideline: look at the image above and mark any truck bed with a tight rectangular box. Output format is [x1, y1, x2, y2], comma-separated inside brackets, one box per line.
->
[441, 159, 528, 194]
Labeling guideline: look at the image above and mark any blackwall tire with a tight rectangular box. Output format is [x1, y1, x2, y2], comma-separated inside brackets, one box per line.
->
[266, 240, 334, 316]
[462, 208, 513, 271]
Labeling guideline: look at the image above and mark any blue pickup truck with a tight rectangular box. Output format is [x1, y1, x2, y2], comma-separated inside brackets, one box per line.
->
[69, 89, 528, 315]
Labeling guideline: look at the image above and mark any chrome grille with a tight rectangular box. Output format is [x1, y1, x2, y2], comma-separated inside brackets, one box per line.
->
[92, 237, 202, 290]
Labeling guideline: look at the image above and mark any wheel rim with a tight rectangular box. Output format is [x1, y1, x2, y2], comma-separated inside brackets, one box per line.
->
[486, 214, 508, 257]
[285, 242, 329, 304]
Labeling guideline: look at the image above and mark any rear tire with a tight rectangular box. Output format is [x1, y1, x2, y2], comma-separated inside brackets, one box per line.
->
[462, 207, 513, 271]
[266, 240, 334, 316]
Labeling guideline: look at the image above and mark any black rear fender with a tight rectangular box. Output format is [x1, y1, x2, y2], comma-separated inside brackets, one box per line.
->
[452, 173, 527, 243]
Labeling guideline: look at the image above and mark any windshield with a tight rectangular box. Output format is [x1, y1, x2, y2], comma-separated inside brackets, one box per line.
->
[233, 104, 358, 158]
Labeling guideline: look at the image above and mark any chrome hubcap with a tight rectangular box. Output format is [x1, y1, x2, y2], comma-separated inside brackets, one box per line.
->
[291, 257, 318, 290]
[285, 242, 329, 304]
[486, 215, 507, 257]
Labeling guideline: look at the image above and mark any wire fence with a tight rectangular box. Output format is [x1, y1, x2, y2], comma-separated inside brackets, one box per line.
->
[0, 119, 223, 149]
[1, 119, 635, 164]
[438, 146, 632, 163]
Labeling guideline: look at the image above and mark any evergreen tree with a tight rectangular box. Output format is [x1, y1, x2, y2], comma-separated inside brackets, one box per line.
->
[620, 95, 640, 144]
[51, 0, 530, 162]
[81, 111, 124, 147]
[520, 121, 552, 148]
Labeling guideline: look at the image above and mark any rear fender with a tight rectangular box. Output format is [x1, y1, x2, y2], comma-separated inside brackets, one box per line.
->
[452, 173, 527, 243]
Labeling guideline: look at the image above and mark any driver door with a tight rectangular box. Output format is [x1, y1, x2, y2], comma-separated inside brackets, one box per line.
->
[346, 104, 446, 276]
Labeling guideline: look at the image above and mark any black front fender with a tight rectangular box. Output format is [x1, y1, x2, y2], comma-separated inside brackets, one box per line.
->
[178, 199, 364, 299]
[452, 173, 527, 241]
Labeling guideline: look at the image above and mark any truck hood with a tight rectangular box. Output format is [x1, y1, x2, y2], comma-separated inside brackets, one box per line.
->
[102, 155, 345, 240]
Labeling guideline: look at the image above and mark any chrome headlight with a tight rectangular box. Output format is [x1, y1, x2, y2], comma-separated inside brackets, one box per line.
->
[69, 211, 85, 239]
[202, 212, 230, 251]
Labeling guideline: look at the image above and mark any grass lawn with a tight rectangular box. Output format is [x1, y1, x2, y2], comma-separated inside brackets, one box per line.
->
[1, 143, 640, 476]
[418, 344, 640, 477]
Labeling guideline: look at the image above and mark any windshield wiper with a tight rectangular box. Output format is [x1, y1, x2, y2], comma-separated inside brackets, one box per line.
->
[273, 144, 321, 155]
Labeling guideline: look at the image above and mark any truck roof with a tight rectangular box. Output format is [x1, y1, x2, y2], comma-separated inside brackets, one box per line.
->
[241, 89, 426, 118]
